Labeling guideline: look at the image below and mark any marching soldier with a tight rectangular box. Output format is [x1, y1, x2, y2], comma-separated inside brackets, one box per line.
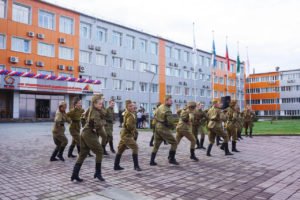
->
[104, 98, 116, 153]
[206, 99, 233, 156]
[150, 102, 168, 146]
[225, 100, 240, 152]
[243, 105, 256, 138]
[193, 103, 207, 149]
[71, 95, 105, 182]
[150, 95, 179, 166]
[114, 100, 142, 171]
[176, 102, 199, 161]
[67, 97, 84, 158]
[50, 101, 71, 161]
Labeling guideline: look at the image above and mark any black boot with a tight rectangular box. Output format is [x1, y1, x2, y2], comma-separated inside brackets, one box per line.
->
[76, 145, 80, 153]
[94, 163, 105, 181]
[216, 136, 220, 146]
[150, 152, 157, 166]
[190, 149, 199, 161]
[109, 141, 116, 153]
[57, 146, 66, 161]
[200, 138, 206, 149]
[195, 138, 201, 149]
[220, 142, 225, 150]
[50, 147, 59, 161]
[102, 145, 109, 155]
[163, 140, 168, 145]
[168, 151, 179, 165]
[250, 130, 253, 138]
[149, 135, 154, 147]
[232, 141, 240, 152]
[206, 144, 213, 156]
[132, 154, 142, 171]
[68, 145, 76, 158]
[224, 143, 233, 156]
[71, 163, 83, 182]
[114, 154, 124, 170]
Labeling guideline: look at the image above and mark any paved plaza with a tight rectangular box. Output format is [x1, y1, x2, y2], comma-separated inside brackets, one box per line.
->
[0, 123, 299, 200]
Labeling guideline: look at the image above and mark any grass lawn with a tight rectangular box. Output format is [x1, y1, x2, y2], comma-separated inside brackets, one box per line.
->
[252, 120, 300, 135]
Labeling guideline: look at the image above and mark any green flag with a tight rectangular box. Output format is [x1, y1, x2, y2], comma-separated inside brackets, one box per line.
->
[236, 53, 240, 74]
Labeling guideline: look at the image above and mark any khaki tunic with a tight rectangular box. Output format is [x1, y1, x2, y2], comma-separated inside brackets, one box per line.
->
[226, 107, 238, 141]
[67, 107, 84, 145]
[52, 110, 71, 148]
[105, 107, 114, 142]
[176, 108, 196, 149]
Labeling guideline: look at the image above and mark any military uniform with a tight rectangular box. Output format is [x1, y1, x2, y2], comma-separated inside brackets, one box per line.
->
[71, 95, 105, 182]
[50, 102, 71, 162]
[67, 107, 84, 157]
[206, 100, 233, 156]
[104, 106, 115, 153]
[193, 108, 207, 149]
[114, 100, 141, 171]
[150, 96, 179, 166]
[176, 102, 198, 161]
[243, 108, 256, 137]
[225, 101, 240, 152]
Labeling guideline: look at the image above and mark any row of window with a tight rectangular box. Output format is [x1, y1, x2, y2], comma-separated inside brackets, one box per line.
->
[281, 73, 300, 80]
[259, 110, 300, 116]
[246, 76, 279, 83]
[246, 99, 280, 105]
[213, 76, 240, 86]
[246, 86, 300, 94]
[282, 98, 300, 103]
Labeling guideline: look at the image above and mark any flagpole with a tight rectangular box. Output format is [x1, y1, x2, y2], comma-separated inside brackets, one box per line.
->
[246, 47, 252, 109]
[226, 36, 229, 96]
[192, 22, 197, 102]
[212, 30, 215, 100]
[237, 41, 241, 110]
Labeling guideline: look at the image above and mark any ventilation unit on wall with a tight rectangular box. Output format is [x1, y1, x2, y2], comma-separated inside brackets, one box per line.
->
[37, 33, 45, 39]
[95, 46, 101, 51]
[58, 65, 65, 70]
[58, 38, 66, 44]
[198, 68, 202, 72]
[174, 63, 178, 67]
[79, 65, 85, 72]
[179, 82, 182, 85]
[67, 66, 74, 71]
[183, 66, 187, 69]
[10, 56, 19, 63]
[111, 72, 117, 77]
[25, 60, 33, 65]
[169, 62, 173, 66]
[36, 61, 44, 67]
[111, 50, 117, 54]
[27, 32, 35, 37]
[88, 45, 94, 50]
[117, 96, 121, 100]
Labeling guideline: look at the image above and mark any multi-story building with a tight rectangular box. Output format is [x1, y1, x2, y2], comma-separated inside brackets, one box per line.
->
[0, 0, 243, 120]
[245, 68, 300, 117]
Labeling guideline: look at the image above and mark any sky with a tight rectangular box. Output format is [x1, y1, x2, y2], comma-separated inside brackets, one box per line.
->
[44, 0, 300, 73]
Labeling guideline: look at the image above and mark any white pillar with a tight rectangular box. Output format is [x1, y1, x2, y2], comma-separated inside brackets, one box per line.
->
[13, 91, 20, 119]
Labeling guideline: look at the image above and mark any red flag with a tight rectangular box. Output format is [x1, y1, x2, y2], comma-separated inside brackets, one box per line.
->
[226, 44, 230, 71]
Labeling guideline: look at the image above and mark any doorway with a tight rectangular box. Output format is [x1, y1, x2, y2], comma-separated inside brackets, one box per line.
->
[36, 99, 50, 118]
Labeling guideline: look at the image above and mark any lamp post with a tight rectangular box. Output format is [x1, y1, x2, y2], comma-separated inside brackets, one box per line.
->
[144, 69, 156, 128]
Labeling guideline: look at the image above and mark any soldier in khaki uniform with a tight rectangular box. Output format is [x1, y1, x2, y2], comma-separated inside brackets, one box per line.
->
[114, 100, 142, 171]
[150, 95, 179, 166]
[104, 98, 116, 153]
[193, 103, 207, 149]
[149, 102, 167, 146]
[50, 101, 71, 161]
[225, 100, 240, 152]
[176, 101, 199, 161]
[243, 105, 256, 138]
[206, 99, 233, 156]
[71, 95, 105, 182]
[67, 97, 84, 158]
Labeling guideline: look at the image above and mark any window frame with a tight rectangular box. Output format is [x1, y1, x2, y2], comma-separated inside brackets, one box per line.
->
[11, 36, 31, 53]
[38, 9, 55, 30]
[59, 46, 74, 61]
[12, 2, 31, 24]
[59, 15, 74, 35]
[38, 42, 55, 57]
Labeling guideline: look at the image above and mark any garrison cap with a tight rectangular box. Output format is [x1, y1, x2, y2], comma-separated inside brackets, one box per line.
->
[187, 101, 197, 108]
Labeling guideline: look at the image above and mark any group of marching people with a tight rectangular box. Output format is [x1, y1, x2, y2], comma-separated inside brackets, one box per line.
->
[50, 94, 256, 182]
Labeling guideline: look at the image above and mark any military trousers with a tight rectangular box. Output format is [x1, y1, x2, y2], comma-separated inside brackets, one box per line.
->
[176, 130, 196, 149]
[97, 127, 107, 145]
[69, 128, 80, 146]
[152, 129, 177, 153]
[76, 129, 103, 164]
[52, 131, 68, 148]
[117, 134, 138, 155]
[227, 124, 238, 142]
[105, 123, 113, 143]
[208, 126, 229, 144]
[243, 121, 253, 135]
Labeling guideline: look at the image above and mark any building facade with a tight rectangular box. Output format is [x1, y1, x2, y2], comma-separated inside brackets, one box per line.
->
[0, 0, 243, 120]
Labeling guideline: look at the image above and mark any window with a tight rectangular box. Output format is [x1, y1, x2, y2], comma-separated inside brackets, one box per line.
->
[166, 67, 173, 76]
[139, 62, 147, 72]
[183, 51, 189, 62]
[39, 10, 54, 30]
[60, 16, 74, 34]
[140, 82, 148, 92]
[166, 85, 172, 94]
[0, 34, 5, 49]
[125, 59, 135, 70]
[207, 90, 211, 97]
[37, 70, 53, 75]
[174, 48, 180, 60]
[80, 22, 91, 39]
[13, 3, 30, 24]
[0, 0, 6, 18]
[151, 84, 158, 93]
[150, 42, 158, 55]
[166, 46, 171, 58]
[214, 91, 218, 98]
[220, 92, 224, 97]
[139, 39, 147, 52]
[112, 31, 122, 46]
[112, 57, 122, 68]
[126, 81, 135, 91]
[11, 67, 30, 72]
[198, 55, 203, 66]
[184, 88, 190, 96]
[126, 35, 134, 49]
[214, 76, 218, 83]
[96, 77, 107, 89]
[205, 57, 210, 67]
[59, 46, 73, 60]
[150, 64, 158, 74]
[113, 79, 122, 90]
[11, 37, 31, 53]
[200, 89, 205, 97]
[79, 51, 91, 63]
[0, 65, 5, 70]
[183, 70, 190, 79]
[175, 86, 181, 95]
[95, 54, 106, 66]
[96, 27, 107, 42]
[38, 42, 54, 57]
[59, 72, 73, 77]
[174, 69, 180, 77]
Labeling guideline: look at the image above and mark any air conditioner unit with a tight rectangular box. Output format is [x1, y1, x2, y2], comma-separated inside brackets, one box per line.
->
[183, 66, 187, 69]
[183, 100, 187, 103]
[111, 50, 117, 54]
[179, 82, 182, 85]
[111, 72, 117, 77]
[174, 63, 178, 67]
[183, 82, 187, 86]
[67, 66, 74, 71]
[95, 46, 101, 51]
[36, 61, 44, 67]
[174, 100, 177, 103]
[58, 38, 66, 43]
[27, 32, 35, 37]
[169, 62, 173, 66]
[190, 67, 194, 71]
[198, 68, 202, 72]
[10, 56, 19, 63]
[79, 65, 85, 72]
[179, 100, 182, 103]
[58, 65, 65, 70]
[117, 96, 121, 100]
[37, 33, 45, 39]
[88, 45, 94, 50]
[25, 59, 33, 65]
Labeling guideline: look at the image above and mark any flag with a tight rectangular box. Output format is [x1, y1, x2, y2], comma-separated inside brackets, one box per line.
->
[211, 39, 217, 68]
[225, 44, 230, 71]
[236, 52, 240, 74]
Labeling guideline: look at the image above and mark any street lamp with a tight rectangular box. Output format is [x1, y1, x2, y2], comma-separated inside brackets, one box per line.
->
[144, 69, 156, 128]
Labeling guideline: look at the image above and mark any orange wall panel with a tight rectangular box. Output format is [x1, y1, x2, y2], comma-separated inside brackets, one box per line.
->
[158, 39, 166, 103]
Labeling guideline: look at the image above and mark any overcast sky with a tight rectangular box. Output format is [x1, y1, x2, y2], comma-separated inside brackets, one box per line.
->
[45, 0, 300, 73]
